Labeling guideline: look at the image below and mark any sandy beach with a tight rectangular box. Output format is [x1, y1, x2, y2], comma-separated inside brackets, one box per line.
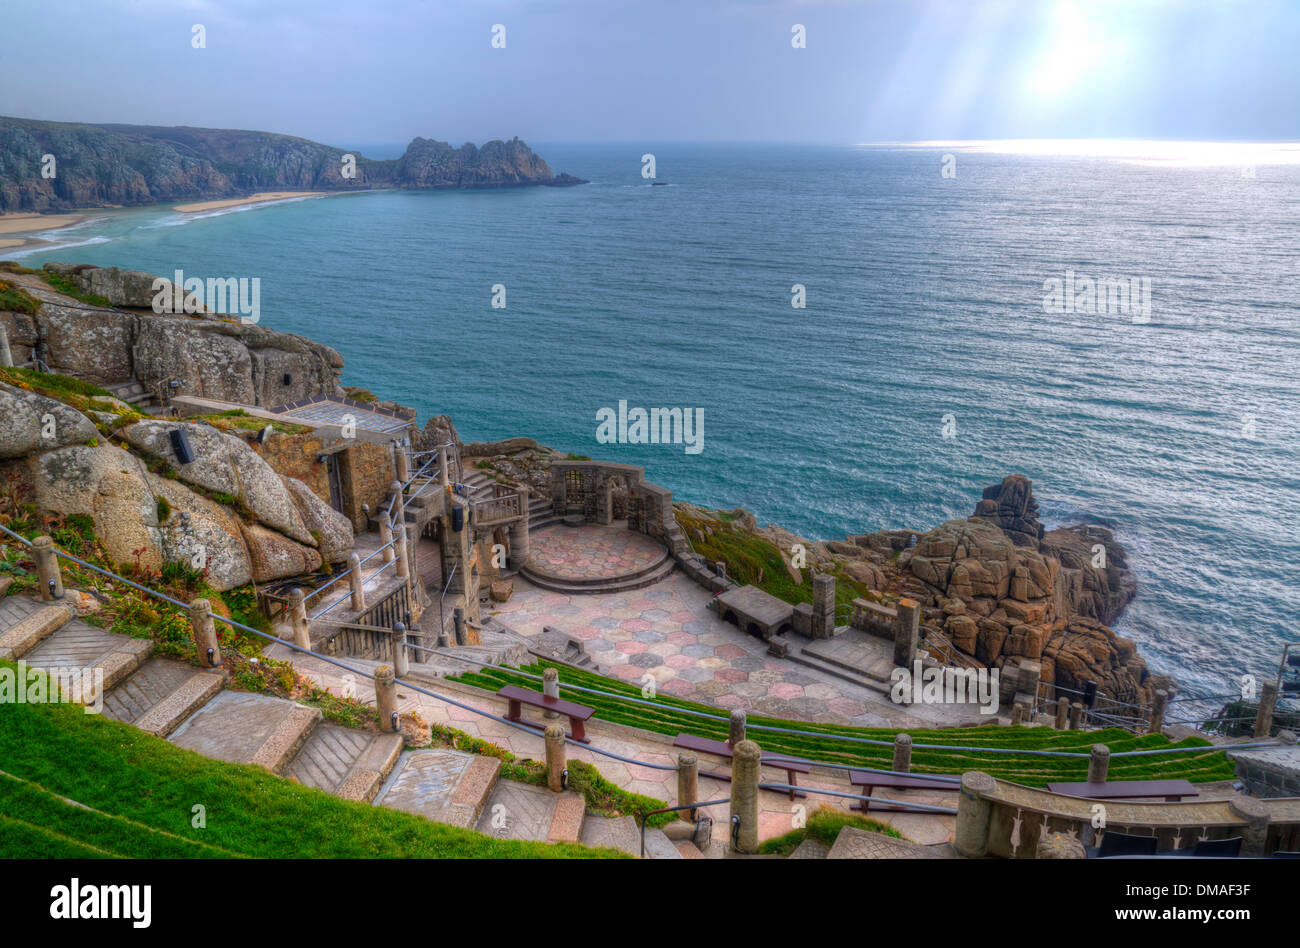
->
[0, 212, 89, 237]
[173, 191, 325, 213]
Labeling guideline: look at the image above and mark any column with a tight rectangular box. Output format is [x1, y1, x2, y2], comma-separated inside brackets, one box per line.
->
[729, 740, 761, 854]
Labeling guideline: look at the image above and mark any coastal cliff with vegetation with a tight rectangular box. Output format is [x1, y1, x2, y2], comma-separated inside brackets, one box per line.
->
[0, 116, 586, 214]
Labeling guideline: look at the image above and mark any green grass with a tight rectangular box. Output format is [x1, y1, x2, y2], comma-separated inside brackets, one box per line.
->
[0, 366, 111, 400]
[449, 661, 1235, 787]
[0, 671, 625, 859]
[0, 278, 41, 315]
[197, 409, 310, 435]
[758, 807, 902, 856]
[38, 267, 112, 307]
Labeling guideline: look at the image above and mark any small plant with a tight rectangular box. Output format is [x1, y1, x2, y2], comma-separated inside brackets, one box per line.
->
[155, 496, 171, 523]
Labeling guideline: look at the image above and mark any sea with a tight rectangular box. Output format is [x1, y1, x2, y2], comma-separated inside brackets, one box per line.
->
[10, 141, 1300, 703]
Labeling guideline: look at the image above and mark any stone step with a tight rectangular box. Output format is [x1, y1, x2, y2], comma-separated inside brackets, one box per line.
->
[523, 546, 672, 590]
[579, 814, 683, 858]
[473, 779, 585, 844]
[168, 690, 321, 774]
[785, 648, 890, 695]
[376, 748, 501, 828]
[0, 602, 72, 660]
[20, 621, 154, 694]
[102, 657, 224, 737]
[285, 724, 405, 802]
[800, 638, 897, 682]
[519, 557, 677, 596]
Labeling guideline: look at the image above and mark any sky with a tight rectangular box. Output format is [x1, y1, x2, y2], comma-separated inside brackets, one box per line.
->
[1, 0, 1297, 146]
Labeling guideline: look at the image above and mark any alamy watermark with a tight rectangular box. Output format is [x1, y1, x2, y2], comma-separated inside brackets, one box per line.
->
[890, 660, 999, 715]
[152, 269, 261, 324]
[595, 400, 704, 454]
[1042, 269, 1151, 323]
[0, 661, 104, 714]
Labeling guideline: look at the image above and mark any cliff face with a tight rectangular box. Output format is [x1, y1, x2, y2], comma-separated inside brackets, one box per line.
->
[0, 117, 586, 213]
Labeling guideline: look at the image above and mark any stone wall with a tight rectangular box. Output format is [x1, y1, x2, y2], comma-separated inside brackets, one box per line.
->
[339, 442, 396, 531]
[244, 430, 332, 504]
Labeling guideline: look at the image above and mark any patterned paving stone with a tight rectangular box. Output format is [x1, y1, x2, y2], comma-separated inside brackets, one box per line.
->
[526, 525, 665, 581]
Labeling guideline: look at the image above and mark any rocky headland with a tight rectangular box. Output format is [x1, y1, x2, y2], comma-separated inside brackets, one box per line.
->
[0, 116, 587, 214]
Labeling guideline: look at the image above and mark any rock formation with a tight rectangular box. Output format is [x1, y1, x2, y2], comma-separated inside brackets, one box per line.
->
[0, 117, 587, 213]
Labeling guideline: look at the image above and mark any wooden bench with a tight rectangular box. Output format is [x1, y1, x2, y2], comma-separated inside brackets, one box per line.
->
[672, 733, 812, 800]
[1046, 779, 1198, 803]
[847, 769, 959, 813]
[497, 685, 595, 743]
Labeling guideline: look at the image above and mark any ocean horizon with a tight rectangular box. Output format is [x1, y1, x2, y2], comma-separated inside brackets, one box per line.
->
[10, 141, 1300, 699]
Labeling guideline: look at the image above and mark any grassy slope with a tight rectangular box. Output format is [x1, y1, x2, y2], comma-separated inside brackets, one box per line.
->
[0, 689, 624, 859]
[450, 661, 1234, 787]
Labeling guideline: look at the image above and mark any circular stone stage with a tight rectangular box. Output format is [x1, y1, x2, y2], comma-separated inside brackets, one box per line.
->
[519, 522, 674, 594]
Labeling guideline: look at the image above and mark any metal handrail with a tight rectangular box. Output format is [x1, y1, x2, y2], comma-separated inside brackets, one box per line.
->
[638, 797, 730, 857]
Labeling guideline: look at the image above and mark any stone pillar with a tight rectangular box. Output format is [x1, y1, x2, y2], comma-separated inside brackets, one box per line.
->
[395, 445, 410, 483]
[1068, 701, 1084, 730]
[1255, 681, 1278, 738]
[1036, 833, 1087, 859]
[728, 709, 746, 747]
[893, 733, 912, 773]
[391, 622, 409, 677]
[404, 524, 418, 589]
[810, 572, 836, 639]
[508, 488, 530, 569]
[454, 607, 465, 646]
[1147, 689, 1168, 735]
[596, 472, 613, 525]
[33, 536, 64, 601]
[893, 597, 920, 668]
[1055, 696, 1070, 730]
[394, 529, 409, 581]
[0, 327, 12, 368]
[188, 598, 222, 667]
[545, 724, 567, 792]
[390, 480, 405, 529]
[379, 511, 395, 563]
[953, 771, 998, 858]
[288, 588, 311, 651]
[1088, 744, 1110, 784]
[677, 752, 699, 821]
[1010, 703, 1026, 726]
[542, 666, 559, 719]
[438, 446, 450, 488]
[1229, 795, 1271, 857]
[375, 665, 398, 732]
[347, 553, 366, 612]
[729, 739, 761, 854]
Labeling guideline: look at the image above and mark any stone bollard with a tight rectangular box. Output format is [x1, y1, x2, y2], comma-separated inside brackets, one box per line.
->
[953, 771, 998, 858]
[1011, 702, 1026, 726]
[893, 733, 913, 773]
[1068, 701, 1084, 730]
[375, 665, 399, 732]
[394, 529, 409, 581]
[395, 446, 410, 483]
[1036, 832, 1087, 859]
[403, 524, 418, 589]
[677, 752, 699, 822]
[1228, 795, 1271, 857]
[1255, 681, 1278, 738]
[1147, 689, 1168, 735]
[1088, 744, 1111, 784]
[1055, 696, 1070, 730]
[728, 709, 747, 747]
[542, 666, 559, 719]
[288, 588, 311, 651]
[188, 598, 222, 667]
[390, 480, 405, 530]
[729, 740, 761, 854]
[545, 724, 567, 792]
[438, 446, 450, 489]
[379, 511, 395, 563]
[391, 622, 409, 677]
[0, 327, 12, 368]
[348, 553, 366, 612]
[893, 598, 920, 668]
[33, 536, 64, 601]
[454, 607, 465, 646]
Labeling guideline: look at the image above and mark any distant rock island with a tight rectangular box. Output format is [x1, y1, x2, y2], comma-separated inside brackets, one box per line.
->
[0, 116, 587, 214]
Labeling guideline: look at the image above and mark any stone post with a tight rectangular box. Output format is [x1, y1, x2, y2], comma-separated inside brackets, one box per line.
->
[404, 524, 418, 589]
[953, 771, 998, 858]
[1068, 701, 1084, 730]
[454, 607, 465, 646]
[677, 752, 699, 821]
[545, 724, 567, 792]
[33, 536, 64, 601]
[188, 598, 222, 667]
[1010, 703, 1026, 726]
[395, 445, 410, 483]
[438, 446, 450, 488]
[810, 573, 836, 639]
[1147, 689, 1168, 735]
[394, 529, 409, 581]
[391, 622, 409, 677]
[1036, 833, 1087, 859]
[390, 480, 405, 530]
[542, 666, 560, 719]
[1055, 696, 1070, 730]
[375, 665, 398, 732]
[508, 488, 530, 569]
[379, 511, 395, 563]
[893, 733, 913, 773]
[1255, 681, 1278, 738]
[893, 597, 920, 668]
[0, 327, 12, 368]
[1228, 795, 1271, 858]
[288, 588, 311, 651]
[728, 709, 746, 747]
[347, 553, 366, 612]
[1088, 744, 1110, 784]
[729, 739, 761, 854]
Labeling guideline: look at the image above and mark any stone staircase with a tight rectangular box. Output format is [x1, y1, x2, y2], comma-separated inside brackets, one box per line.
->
[519, 549, 676, 596]
[105, 378, 158, 412]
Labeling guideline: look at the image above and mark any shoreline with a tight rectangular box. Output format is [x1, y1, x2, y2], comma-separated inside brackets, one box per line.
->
[172, 191, 327, 213]
[0, 212, 96, 254]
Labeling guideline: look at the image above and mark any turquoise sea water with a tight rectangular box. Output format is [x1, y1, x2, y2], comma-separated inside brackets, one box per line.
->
[13, 143, 1300, 698]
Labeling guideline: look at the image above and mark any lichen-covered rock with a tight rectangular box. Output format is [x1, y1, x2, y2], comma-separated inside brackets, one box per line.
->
[240, 522, 322, 581]
[0, 382, 98, 459]
[123, 420, 314, 544]
[283, 476, 354, 564]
